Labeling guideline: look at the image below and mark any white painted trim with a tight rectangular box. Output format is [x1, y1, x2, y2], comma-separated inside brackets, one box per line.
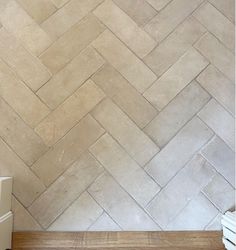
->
[222, 211, 236, 250]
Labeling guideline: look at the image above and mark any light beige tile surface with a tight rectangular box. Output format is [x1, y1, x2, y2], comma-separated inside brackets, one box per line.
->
[51, 0, 69, 8]
[146, 0, 172, 11]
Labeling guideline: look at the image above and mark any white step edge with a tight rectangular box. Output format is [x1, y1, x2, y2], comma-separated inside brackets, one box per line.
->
[0, 177, 12, 217]
[0, 211, 13, 250]
[222, 211, 236, 250]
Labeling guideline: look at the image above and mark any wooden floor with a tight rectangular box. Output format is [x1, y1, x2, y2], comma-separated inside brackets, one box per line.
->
[12, 231, 225, 250]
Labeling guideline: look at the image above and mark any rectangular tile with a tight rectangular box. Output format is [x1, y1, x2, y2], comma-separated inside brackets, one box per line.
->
[146, 0, 172, 11]
[0, 138, 45, 207]
[93, 0, 156, 58]
[0, 0, 52, 55]
[51, 0, 70, 8]
[0, 59, 50, 128]
[144, 81, 210, 147]
[0, 98, 48, 166]
[206, 213, 223, 230]
[48, 192, 103, 231]
[41, 0, 103, 40]
[198, 99, 235, 150]
[29, 152, 104, 228]
[144, 17, 206, 77]
[0, 28, 51, 91]
[92, 64, 157, 128]
[35, 80, 105, 146]
[193, 2, 234, 51]
[195, 32, 235, 82]
[144, 0, 204, 42]
[37, 47, 104, 109]
[32, 115, 105, 186]
[92, 30, 157, 93]
[90, 134, 160, 207]
[143, 48, 208, 110]
[145, 117, 214, 186]
[197, 65, 235, 115]
[92, 99, 159, 166]
[40, 14, 105, 74]
[88, 173, 160, 230]
[146, 155, 215, 228]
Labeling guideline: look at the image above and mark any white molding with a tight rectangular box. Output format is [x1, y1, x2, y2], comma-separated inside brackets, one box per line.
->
[222, 211, 236, 250]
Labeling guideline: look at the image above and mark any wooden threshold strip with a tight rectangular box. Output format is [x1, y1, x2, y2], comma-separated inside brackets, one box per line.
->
[12, 231, 224, 250]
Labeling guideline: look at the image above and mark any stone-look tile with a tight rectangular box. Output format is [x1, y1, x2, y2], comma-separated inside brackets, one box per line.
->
[29, 152, 104, 229]
[145, 117, 214, 187]
[144, 0, 204, 42]
[0, 28, 51, 91]
[94, 0, 156, 58]
[203, 174, 235, 212]
[201, 136, 235, 187]
[88, 173, 160, 230]
[0, 60, 50, 128]
[146, 155, 216, 228]
[197, 65, 235, 115]
[206, 213, 223, 230]
[92, 64, 157, 128]
[51, 0, 70, 8]
[0, 0, 52, 56]
[89, 213, 121, 231]
[90, 134, 160, 207]
[195, 33, 235, 82]
[92, 30, 157, 93]
[166, 193, 218, 230]
[113, 0, 157, 26]
[17, 0, 57, 24]
[143, 48, 208, 111]
[35, 80, 105, 146]
[41, 0, 103, 40]
[32, 115, 105, 187]
[0, 98, 48, 166]
[193, 3, 234, 51]
[198, 99, 235, 151]
[144, 17, 206, 77]
[146, 0, 172, 11]
[37, 47, 104, 109]
[48, 192, 103, 231]
[0, 138, 45, 207]
[92, 99, 159, 166]
[144, 81, 210, 147]
[40, 15, 105, 74]
[12, 197, 42, 231]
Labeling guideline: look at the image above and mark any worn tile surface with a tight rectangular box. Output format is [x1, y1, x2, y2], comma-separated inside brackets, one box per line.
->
[0, 0, 234, 232]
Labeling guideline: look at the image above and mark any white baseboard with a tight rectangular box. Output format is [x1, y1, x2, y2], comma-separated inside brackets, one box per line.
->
[0, 212, 13, 250]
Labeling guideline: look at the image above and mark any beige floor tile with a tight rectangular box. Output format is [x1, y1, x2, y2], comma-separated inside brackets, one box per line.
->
[194, 2, 234, 51]
[146, 0, 172, 11]
[0, 28, 51, 91]
[144, 0, 204, 42]
[0, 98, 48, 166]
[113, 0, 157, 26]
[197, 65, 235, 115]
[29, 152, 104, 229]
[144, 17, 206, 77]
[35, 80, 105, 146]
[48, 192, 103, 231]
[88, 172, 160, 230]
[146, 155, 215, 228]
[92, 64, 157, 128]
[40, 14, 105, 74]
[198, 99, 235, 150]
[90, 134, 160, 207]
[41, 0, 103, 40]
[37, 47, 104, 109]
[143, 48, 208, 110]
[195, 32, 235, 82]
[201, 136, 235, 187]
[51, 0, 70, 8]
[0, 59, 50, 128]
[94, 0, 156, 58]
[0, 138, 45, 207]
[32, 115, 105, 187]
[92, 30, 157, 93]
[203, 173, 235, 212]
[0, 0, 52, 56]
[145, 117, 214, 186]
[92, 99, 159, 166]
[144, 81, 210, 147]
[17, 0, 57, 24]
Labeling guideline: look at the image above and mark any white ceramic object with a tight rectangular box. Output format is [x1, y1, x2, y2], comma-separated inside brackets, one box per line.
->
[222, 211, 236, 250]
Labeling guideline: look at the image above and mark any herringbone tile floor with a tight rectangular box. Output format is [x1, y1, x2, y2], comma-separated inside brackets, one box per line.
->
[0, 0, 235, 231]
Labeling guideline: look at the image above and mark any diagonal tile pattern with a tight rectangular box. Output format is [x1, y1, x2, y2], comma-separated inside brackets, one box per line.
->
[0, 0, 234, 231]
